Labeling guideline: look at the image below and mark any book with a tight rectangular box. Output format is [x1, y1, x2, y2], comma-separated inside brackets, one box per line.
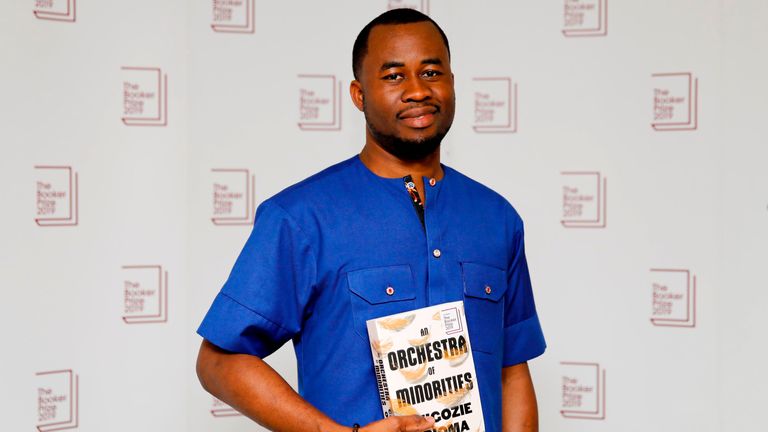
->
[366, 300, 485, 432]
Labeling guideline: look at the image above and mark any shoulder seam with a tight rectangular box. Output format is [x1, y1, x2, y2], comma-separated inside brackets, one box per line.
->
[262, 200, 320, 284]
[264, 201, 318, 257]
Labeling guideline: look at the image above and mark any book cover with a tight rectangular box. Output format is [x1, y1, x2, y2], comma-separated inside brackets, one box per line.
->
[366, 300, 485, 432]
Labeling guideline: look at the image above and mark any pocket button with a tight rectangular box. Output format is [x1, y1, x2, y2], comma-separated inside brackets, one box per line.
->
[386, 286, 395, 296]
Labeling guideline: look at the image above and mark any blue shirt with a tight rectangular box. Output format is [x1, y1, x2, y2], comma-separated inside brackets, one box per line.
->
[198, 155, 546, 431]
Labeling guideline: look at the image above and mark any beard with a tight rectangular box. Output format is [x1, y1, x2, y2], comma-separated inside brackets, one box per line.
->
[363, 103, 451, 162]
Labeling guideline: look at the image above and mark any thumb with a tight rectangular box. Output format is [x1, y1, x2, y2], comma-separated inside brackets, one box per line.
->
[399, 414, 435, 431]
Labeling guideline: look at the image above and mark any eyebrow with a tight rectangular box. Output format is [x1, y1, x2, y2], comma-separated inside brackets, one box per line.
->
[379, 58, 444, 71]
[380, 61, 405, 71]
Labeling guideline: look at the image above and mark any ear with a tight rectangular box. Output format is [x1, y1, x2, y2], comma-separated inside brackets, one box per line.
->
[350, 80, 365, 112]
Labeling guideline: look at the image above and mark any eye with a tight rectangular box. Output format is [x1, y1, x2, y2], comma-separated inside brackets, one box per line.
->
[422, 69, 442, 79]
[382, 73, 402, 81]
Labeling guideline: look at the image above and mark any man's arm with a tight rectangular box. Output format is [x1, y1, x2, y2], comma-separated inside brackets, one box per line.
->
[501, 362, 539, 432]
[196, 340, 434, 432]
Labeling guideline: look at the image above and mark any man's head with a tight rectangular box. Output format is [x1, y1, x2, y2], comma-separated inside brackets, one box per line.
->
[350, 9, 455, 161]
[352, 9, 451, 81]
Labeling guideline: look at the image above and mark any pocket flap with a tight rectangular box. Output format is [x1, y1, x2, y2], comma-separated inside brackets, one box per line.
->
[347, 264, 416, 305]
[461, 262, 507, 302]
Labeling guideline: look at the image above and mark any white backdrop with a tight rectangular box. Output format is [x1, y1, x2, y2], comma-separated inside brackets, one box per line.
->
[1, 1, 766, 431]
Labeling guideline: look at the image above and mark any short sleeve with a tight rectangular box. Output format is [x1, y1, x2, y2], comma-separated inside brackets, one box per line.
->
[502, 208, 546, 367]
[197, 200, 317, 358]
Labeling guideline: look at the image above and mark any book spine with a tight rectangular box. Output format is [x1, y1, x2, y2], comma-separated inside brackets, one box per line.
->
[374, 355, 393, 417]
[368, 324, 393, 418]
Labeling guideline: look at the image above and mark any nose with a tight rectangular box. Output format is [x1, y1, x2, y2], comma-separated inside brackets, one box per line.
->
[402, 76, 432, 102]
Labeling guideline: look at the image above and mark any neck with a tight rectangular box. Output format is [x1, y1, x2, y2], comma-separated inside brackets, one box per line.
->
[359, 141, 444, 180]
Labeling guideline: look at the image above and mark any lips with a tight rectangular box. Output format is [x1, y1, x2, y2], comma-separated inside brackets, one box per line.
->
[398, 105, 438, 129]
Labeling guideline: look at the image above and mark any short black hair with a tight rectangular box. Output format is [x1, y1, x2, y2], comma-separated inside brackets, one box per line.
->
[352, 8, 451, 80]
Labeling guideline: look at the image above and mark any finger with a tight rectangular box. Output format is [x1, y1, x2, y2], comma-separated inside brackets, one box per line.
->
[398, 414, 435, 431]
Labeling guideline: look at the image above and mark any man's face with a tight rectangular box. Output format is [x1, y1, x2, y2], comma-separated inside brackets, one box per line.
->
[355, 22, 455, 161]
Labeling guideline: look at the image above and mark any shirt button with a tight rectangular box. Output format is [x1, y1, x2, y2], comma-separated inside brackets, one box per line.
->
[429, 178, 436, 187]
[432, 249, 442, 258]
[386, 286, 395, 296]
[485, 285, 492, 295]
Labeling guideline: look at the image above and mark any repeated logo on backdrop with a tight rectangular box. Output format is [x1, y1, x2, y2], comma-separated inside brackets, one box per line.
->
[210, 0, 255, 34]
[121, 67, 169, 127]
[210, 397, 242, 417]
[33, 0, 76, 23]
[297, 75, 342, 131]
[211, 169, 256, 226]
[652, 72, 699, 131]
[560, 171, 607, 229]
[560, 362, 606, 420]
[562, 0, 607, 37]
[122, 265, 169, 324]
[36, 369, 79, 431]
[472, 77, 518, 134]
[35, 166, 79, 227]
[650, 268, 697, 328]
[386, 0, 430, 14]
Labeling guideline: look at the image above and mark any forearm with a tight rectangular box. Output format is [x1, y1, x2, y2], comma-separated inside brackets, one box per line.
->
[501, 362, 538, 432]
[197, 340, 346, 432]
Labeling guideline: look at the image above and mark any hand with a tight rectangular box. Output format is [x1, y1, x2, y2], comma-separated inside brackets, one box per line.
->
[360, 415, 435, 432]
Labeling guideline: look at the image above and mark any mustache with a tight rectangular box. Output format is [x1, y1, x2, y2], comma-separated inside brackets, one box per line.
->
[396, 103, 440, 119]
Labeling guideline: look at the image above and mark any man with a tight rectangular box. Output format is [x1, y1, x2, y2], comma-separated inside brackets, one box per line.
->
[196, 8, 546, 432]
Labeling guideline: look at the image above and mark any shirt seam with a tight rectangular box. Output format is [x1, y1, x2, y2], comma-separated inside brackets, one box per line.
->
[266, 200, 320, 274]
[262, 200, 317, 399]
[503, 312, 538, 330]
[219, 291, 295, 335]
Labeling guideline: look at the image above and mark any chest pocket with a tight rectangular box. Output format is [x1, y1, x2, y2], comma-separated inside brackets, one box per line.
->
[347, 264, 417, 341]
[461, 262, 508, 355]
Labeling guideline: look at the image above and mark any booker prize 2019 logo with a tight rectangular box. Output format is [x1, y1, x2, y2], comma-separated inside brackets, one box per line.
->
[297, 74, 342, 131]
[560, 362, 606, 420]
[122, 265, 168, 324]
[386, 0, 430, 14]
[121, 67, 168, 127]
[650, 268, 697, 328]
[652, 72, 699, 131]
[211, 0, 254, 34]
[211, 397, 242, 417]
[211, 168, 255, 226]
[563, 0, 607, 37]
[473, 77, 518, 134]
[35, 166, 79, 227]
[561, 171, 607, 229]
[36, 369, 79, 431]
[33, 0, 76, 22]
